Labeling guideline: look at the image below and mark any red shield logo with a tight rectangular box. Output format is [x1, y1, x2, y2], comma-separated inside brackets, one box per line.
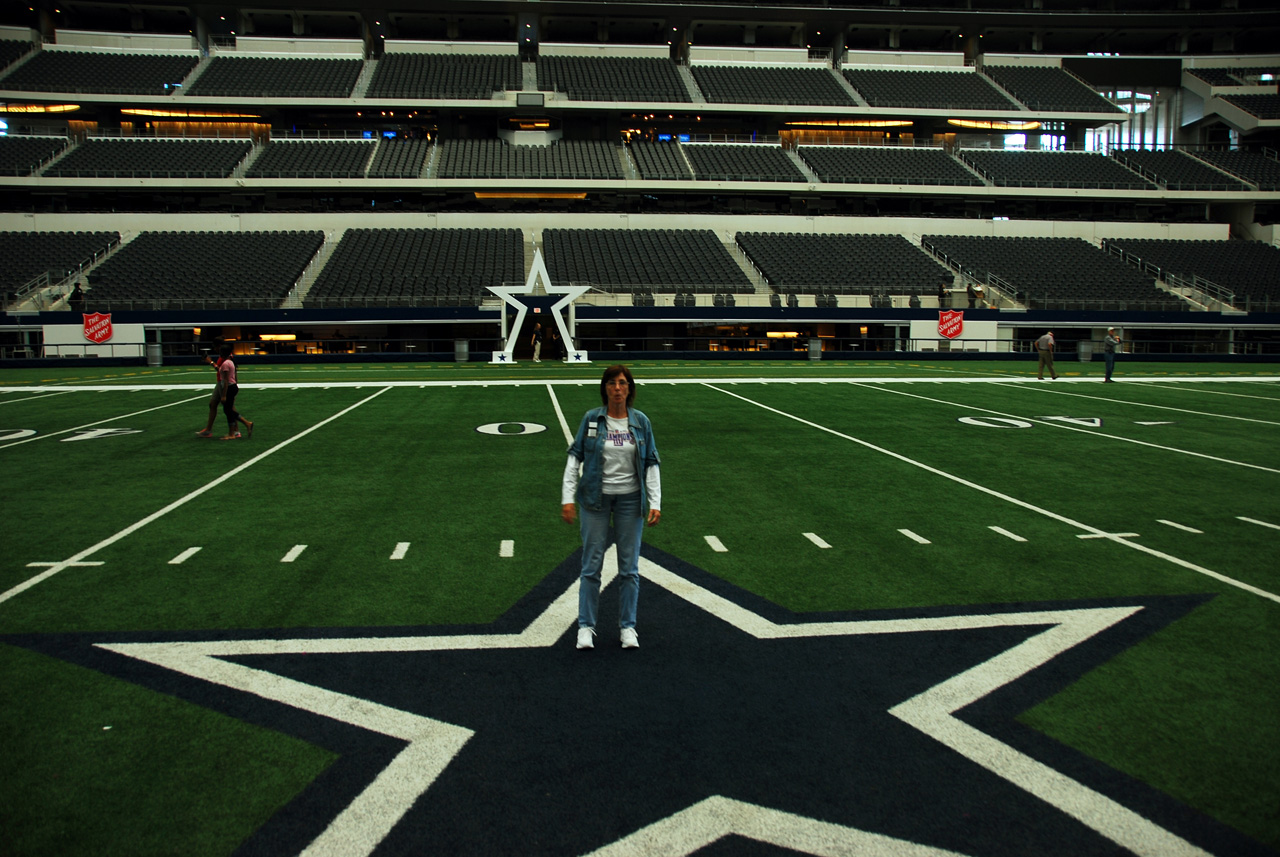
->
[938, 310, 964, 340]
[83, 312, 113, 344]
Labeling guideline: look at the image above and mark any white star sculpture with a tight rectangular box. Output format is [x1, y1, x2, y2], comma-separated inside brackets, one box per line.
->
[486, 249, 590, 364]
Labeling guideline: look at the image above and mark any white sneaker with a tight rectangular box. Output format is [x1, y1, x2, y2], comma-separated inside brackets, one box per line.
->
[620, 628, 639, 649]
[576, 627, 595, 650]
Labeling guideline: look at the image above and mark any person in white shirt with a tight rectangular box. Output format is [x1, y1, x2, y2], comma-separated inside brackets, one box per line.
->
[562, 365, 662, 650]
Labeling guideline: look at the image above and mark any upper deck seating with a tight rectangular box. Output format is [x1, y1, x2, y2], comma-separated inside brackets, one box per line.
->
[736, 232, 952, 296]
[1218, 94, 1280, 119]
[538, 56, 689, 102]
[798, 146, 981, 186]
[690, 65, 853, 106]
[0, 231, 118, 301]
[245, 141, 373, 178]
[367, 139, 432, 178]
[0, 39, 35, 71]
[1111, 149, 1248, 190]
[1187, 67, 1244, 86]
[1190, 150, 1280, 190]
[186, 56, 361, 98]
[306, 228, 523, 307]
[0, 50, 197, 94]
[367, 53, 520, 99]
[435, 139, 623, 179]
[1188, 66, 1280, 86]
[842, 68, 1017, 110]
[1101, 238, 1280, 304]
[542, 228, 753, 294]
[960, 150, 1151, 189]
[982, 65, 1122, 113]
[629, 141, 694, 180]
[683, 144, 804, 182]
[44, 138, 252, 178]
[83, 231, 322, 309]
[919, 235, 1175, 310]
[0, 136, 68, 176]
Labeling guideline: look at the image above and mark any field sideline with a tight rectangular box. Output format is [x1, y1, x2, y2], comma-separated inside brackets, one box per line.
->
[1, 359, 1278, 856]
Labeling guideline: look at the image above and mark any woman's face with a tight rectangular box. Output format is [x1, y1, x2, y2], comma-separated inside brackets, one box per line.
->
[605, 374, 630, 409]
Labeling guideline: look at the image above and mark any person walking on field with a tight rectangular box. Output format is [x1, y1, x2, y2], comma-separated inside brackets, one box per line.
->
[196, 340, 225, 437]
[1036, 331, 1058, 380]
[217, 344, 254, 440]
[562, 365, 662, 651]
[1103, 327, 1121, 383]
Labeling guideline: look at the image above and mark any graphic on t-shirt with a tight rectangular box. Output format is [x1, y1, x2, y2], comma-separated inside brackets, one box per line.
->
[607, 427, 634, 447]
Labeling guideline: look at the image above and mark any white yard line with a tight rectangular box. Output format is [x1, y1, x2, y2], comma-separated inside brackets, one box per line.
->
[704, 535, 728, 553]
[705, 384, 1280, 605]
[1141, 382, 1280, 402]
[1008, 383, 1280, 427]
[1238, 516, 1280, 531]
[0, 386, 392, 606]
[390, 542, 410, 560]
[855, 383, 1280, 475]
[0, 393, 207, 449]
[546, 382, 573, 444]
[0, 390, 73, 406]
[5, 375, 1280, 394]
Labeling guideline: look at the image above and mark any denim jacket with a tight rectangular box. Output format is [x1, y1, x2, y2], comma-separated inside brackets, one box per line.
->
[567, 406, 660, 512]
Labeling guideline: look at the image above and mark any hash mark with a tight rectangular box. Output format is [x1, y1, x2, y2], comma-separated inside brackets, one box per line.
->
[1157, 520, 1203, 534]
[988, 526, 1027, 543]
[169, 547, 202, 565]
[898, 529, 931, 545]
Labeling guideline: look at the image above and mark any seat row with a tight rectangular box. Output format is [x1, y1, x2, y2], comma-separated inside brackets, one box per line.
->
[15, 229, 1272, 311]
[10, 135, 1279, 189]
[0, 47, 1122, 113]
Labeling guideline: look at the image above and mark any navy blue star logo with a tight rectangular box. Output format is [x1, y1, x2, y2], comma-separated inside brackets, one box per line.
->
[8, 547, 1262, 856]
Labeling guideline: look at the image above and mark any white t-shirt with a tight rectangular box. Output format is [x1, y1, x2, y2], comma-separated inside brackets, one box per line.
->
[602, 415, 640, 495]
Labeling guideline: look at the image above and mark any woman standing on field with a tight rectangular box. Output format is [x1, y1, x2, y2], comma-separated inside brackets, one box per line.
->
[561, 365, 662, 651]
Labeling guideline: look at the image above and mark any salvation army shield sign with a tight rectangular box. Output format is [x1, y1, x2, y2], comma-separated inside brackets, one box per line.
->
[938, 310, 963, 340]
[83, 312, 113, 344]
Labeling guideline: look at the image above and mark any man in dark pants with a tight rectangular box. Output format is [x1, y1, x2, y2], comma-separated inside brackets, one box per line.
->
[1103, 327, 1121, 382]
[531, 322, 544, 363]
[1036, 331, 1058, 380]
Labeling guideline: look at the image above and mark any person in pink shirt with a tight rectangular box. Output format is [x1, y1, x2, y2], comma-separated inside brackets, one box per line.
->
[195, 340, 225, 437]
[217, 343, 254, 440]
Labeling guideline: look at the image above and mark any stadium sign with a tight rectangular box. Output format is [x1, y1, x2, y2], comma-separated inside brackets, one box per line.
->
[82, 312, 113, 344]
[487, 250, 590, 364]
[938, 310, 963, 339]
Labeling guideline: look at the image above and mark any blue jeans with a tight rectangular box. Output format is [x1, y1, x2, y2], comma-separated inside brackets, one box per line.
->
[578, 490, 643, 631]
[1104, 351, 1115, 380]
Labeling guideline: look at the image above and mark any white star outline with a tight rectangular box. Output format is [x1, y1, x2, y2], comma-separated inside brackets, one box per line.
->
[96, 551, 1211, 857]
[487, 249, 590, 364]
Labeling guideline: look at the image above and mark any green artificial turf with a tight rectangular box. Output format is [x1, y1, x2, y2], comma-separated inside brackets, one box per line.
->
[2, 360, 1278, 854]
[0, 643, 336, 857]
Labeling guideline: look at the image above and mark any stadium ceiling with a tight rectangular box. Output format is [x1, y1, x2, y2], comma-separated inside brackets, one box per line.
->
[16, 0, 1280, 39]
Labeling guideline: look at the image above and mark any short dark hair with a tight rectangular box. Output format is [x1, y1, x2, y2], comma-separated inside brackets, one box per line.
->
[219, 343, 232, 358]
[600, 364, 635, 407]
